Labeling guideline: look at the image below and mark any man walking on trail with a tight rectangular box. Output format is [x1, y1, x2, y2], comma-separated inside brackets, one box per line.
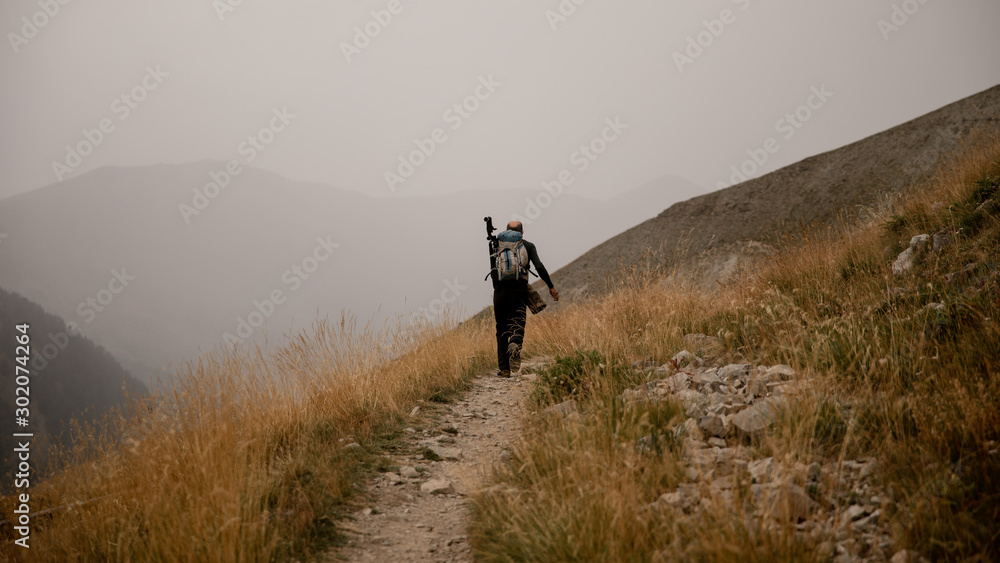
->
[492, 220, 559, 377]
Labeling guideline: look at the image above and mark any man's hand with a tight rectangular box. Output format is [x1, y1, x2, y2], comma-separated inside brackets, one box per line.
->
[549, 287, 560, 302]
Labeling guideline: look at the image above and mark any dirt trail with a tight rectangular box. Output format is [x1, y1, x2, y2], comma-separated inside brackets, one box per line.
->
[329, 358, 545, 562]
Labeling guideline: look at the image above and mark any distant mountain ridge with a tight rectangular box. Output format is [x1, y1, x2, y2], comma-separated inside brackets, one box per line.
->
[546, 84, 1000, 297]
[0, 163, 702, 387]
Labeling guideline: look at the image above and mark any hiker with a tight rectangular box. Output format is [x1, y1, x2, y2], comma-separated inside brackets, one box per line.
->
[491, 220, 559, 377]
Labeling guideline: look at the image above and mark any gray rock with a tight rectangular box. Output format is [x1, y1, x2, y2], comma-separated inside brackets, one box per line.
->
[663, 372, 691, 392]
[427, 444, 462, 461]
[840, 504, 868, 527]
[420, 479, 455, 495]
[731, 397, 786, 435]
[692, 372, 723, 393]
[545, 399, 578, 416]
[910, 234, 930, 249]
[748, 457, 775, 483]
[718, 363, 753, 384]
[766, 484, 816, 522]
[699, 415, 726, 438]
[764, 364, 796, 382]
[653, 363, 676, 376]
[747, 377, 768, 398]
[682, 418, 704, 441]
[677, 389, 709, 418]
[851, 509, 881, 533]
[892, 247, 915, 275]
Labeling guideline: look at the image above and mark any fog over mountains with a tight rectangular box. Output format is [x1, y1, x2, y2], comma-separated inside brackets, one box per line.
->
[0, 164, 703, 386]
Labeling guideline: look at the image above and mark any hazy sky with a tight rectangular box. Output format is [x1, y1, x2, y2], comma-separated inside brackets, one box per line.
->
[2, 0, 999, 201]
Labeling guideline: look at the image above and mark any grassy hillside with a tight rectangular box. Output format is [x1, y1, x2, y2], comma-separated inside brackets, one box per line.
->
[1, 133, 997, 561]
[472, 131, 1000, 561]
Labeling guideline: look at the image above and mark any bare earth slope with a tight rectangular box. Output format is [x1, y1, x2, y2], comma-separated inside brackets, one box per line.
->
[547, 84, 1000, 297]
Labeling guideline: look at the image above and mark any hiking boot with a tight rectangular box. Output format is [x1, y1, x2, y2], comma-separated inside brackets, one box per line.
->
[507, 342, 521, 373]
[497, 370, 511, 378]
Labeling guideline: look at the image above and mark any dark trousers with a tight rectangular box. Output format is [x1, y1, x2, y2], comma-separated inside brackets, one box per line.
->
[493, 280, 528, 372]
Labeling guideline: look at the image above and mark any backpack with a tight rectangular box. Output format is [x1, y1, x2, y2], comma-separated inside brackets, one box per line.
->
[494, 231, 529, 282]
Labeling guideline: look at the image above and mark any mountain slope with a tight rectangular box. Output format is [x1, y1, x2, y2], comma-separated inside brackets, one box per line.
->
[0, 288, 146, 489]
[548, 84, 1000, 297]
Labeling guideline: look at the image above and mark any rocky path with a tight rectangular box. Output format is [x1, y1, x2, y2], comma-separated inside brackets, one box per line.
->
[329, 358, 543, 563]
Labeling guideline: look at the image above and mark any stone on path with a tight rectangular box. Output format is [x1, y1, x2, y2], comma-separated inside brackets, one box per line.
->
[427, 444, 462, 461]
[420, 479, 454, 495]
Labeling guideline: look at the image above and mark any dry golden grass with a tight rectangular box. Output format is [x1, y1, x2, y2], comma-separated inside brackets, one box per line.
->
[0, 313, 493, 561]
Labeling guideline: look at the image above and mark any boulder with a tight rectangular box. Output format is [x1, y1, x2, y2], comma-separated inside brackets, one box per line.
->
[731, 397, 786, 435]
[892, 247, 915, 275]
